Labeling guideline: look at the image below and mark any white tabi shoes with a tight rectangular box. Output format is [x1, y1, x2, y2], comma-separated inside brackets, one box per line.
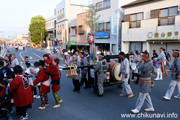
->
[174, 96, 180, 99]
[144, 108, 155, 112]
[163, 96, 171, 100]
[131, 109, 139, 114]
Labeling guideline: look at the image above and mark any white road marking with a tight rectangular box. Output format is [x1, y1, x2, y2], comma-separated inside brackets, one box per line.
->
[29, 56, 33, 59]
[19, 50, 27, 61]
[33, 53, 43, 59]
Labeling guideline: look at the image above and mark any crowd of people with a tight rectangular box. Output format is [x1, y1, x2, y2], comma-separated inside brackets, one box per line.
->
[119, 48, 180, 113]
[0, 50, 62, 120]
[0, 46, 180, 119]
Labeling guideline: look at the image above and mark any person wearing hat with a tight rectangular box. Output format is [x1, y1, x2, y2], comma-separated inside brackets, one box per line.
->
[154, 47, 166, 80]
[163, 49, 180, 100]
[131, 51, 155, 114]
[119, 52, 134, 98]
[94, 53, 108, 97]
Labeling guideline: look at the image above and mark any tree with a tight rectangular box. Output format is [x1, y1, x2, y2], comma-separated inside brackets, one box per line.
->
[29, 16, 47, 45]
[84, 4, 101, 64]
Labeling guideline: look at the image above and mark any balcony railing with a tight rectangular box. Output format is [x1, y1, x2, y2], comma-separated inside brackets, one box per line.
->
[158, 16, 175, 26]
[78, 29, 84, 35]
[57, 14, 65, 20]
[129, 20, 141, 28]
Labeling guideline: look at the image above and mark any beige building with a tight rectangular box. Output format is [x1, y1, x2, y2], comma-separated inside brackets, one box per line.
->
[76, 12, 92, 52]
[56, 0, 88, 49]
[122, 0, 180, 58]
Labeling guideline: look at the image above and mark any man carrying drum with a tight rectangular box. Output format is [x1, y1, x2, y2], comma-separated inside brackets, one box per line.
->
[163, 49, 180, 100]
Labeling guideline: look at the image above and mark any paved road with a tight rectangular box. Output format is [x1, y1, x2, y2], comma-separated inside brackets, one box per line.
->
[3, 48, 180, 120]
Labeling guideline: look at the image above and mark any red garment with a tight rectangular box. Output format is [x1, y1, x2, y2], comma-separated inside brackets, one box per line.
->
[33, 69, 50, 94]
[45, 56, 54, 67]
[45, 65, 60, 92]
[0, 87, 6, 97]
[10, 73, 33, 107]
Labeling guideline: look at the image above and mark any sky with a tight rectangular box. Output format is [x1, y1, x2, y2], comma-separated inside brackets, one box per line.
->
[0, 0, 91, 38]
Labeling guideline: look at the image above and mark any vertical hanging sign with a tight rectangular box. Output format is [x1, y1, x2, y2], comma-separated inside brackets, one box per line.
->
[112, 12, 117, 35]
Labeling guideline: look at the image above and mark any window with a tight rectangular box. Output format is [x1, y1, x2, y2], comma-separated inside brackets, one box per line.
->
[78, 25, 84, 35]
[107, 22, 111, 31]
[60, 25, 61, 34]
[159, 6, 178, 26]
[60, 10, 62, 16]
[62, 24, 64, 29]
[129, 13, 143, 28]
[104, 0, 111, 9]
[62, 8, 64, 15]
[129, 42, 143, 53]
[96, 2, 103, 11]
[99, 23, 104, 32]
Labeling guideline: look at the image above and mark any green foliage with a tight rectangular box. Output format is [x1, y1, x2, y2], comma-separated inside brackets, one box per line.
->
[84, 4, 101, 35]
[29, 16, 47, 44]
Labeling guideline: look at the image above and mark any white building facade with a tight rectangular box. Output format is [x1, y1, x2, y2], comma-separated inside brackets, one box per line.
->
[93, 0, 135, 54]
[56, 0, 88, 49]
[122, 0, 180, 58]
[46, 14, 56, 49]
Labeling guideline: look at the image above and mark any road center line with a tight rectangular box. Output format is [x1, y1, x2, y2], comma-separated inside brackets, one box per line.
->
[33, 53, 43, 59]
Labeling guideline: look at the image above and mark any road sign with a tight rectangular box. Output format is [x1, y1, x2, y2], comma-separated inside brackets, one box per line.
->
[0, 40, 2, 43]
[88, 34, 93, 44]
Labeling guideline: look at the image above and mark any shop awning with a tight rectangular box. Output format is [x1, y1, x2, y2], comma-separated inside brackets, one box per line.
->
[64, 41, 77, 45]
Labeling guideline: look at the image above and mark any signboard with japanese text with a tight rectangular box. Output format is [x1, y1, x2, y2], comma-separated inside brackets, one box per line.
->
[111, 12, 117, 35]
[94, 32, 109, 39]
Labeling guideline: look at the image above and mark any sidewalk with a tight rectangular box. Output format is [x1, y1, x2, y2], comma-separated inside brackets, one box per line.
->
[0, 47, 7, 58]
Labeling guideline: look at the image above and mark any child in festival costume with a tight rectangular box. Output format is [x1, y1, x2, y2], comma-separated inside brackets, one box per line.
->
[33, 60, 50, 110]
[43, 54, 53, 68]
[30, 62, 41, 99]
[10, 65, 33, 120]
[45, 58, 62, 108]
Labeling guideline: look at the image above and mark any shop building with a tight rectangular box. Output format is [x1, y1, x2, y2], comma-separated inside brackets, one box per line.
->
[122, 0, 180, 59]
[56, 0, 88, 49]
[93, 0, 134, 54]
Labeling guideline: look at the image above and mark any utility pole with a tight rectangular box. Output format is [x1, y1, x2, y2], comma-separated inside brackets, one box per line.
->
[41, 33, 43, 50]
